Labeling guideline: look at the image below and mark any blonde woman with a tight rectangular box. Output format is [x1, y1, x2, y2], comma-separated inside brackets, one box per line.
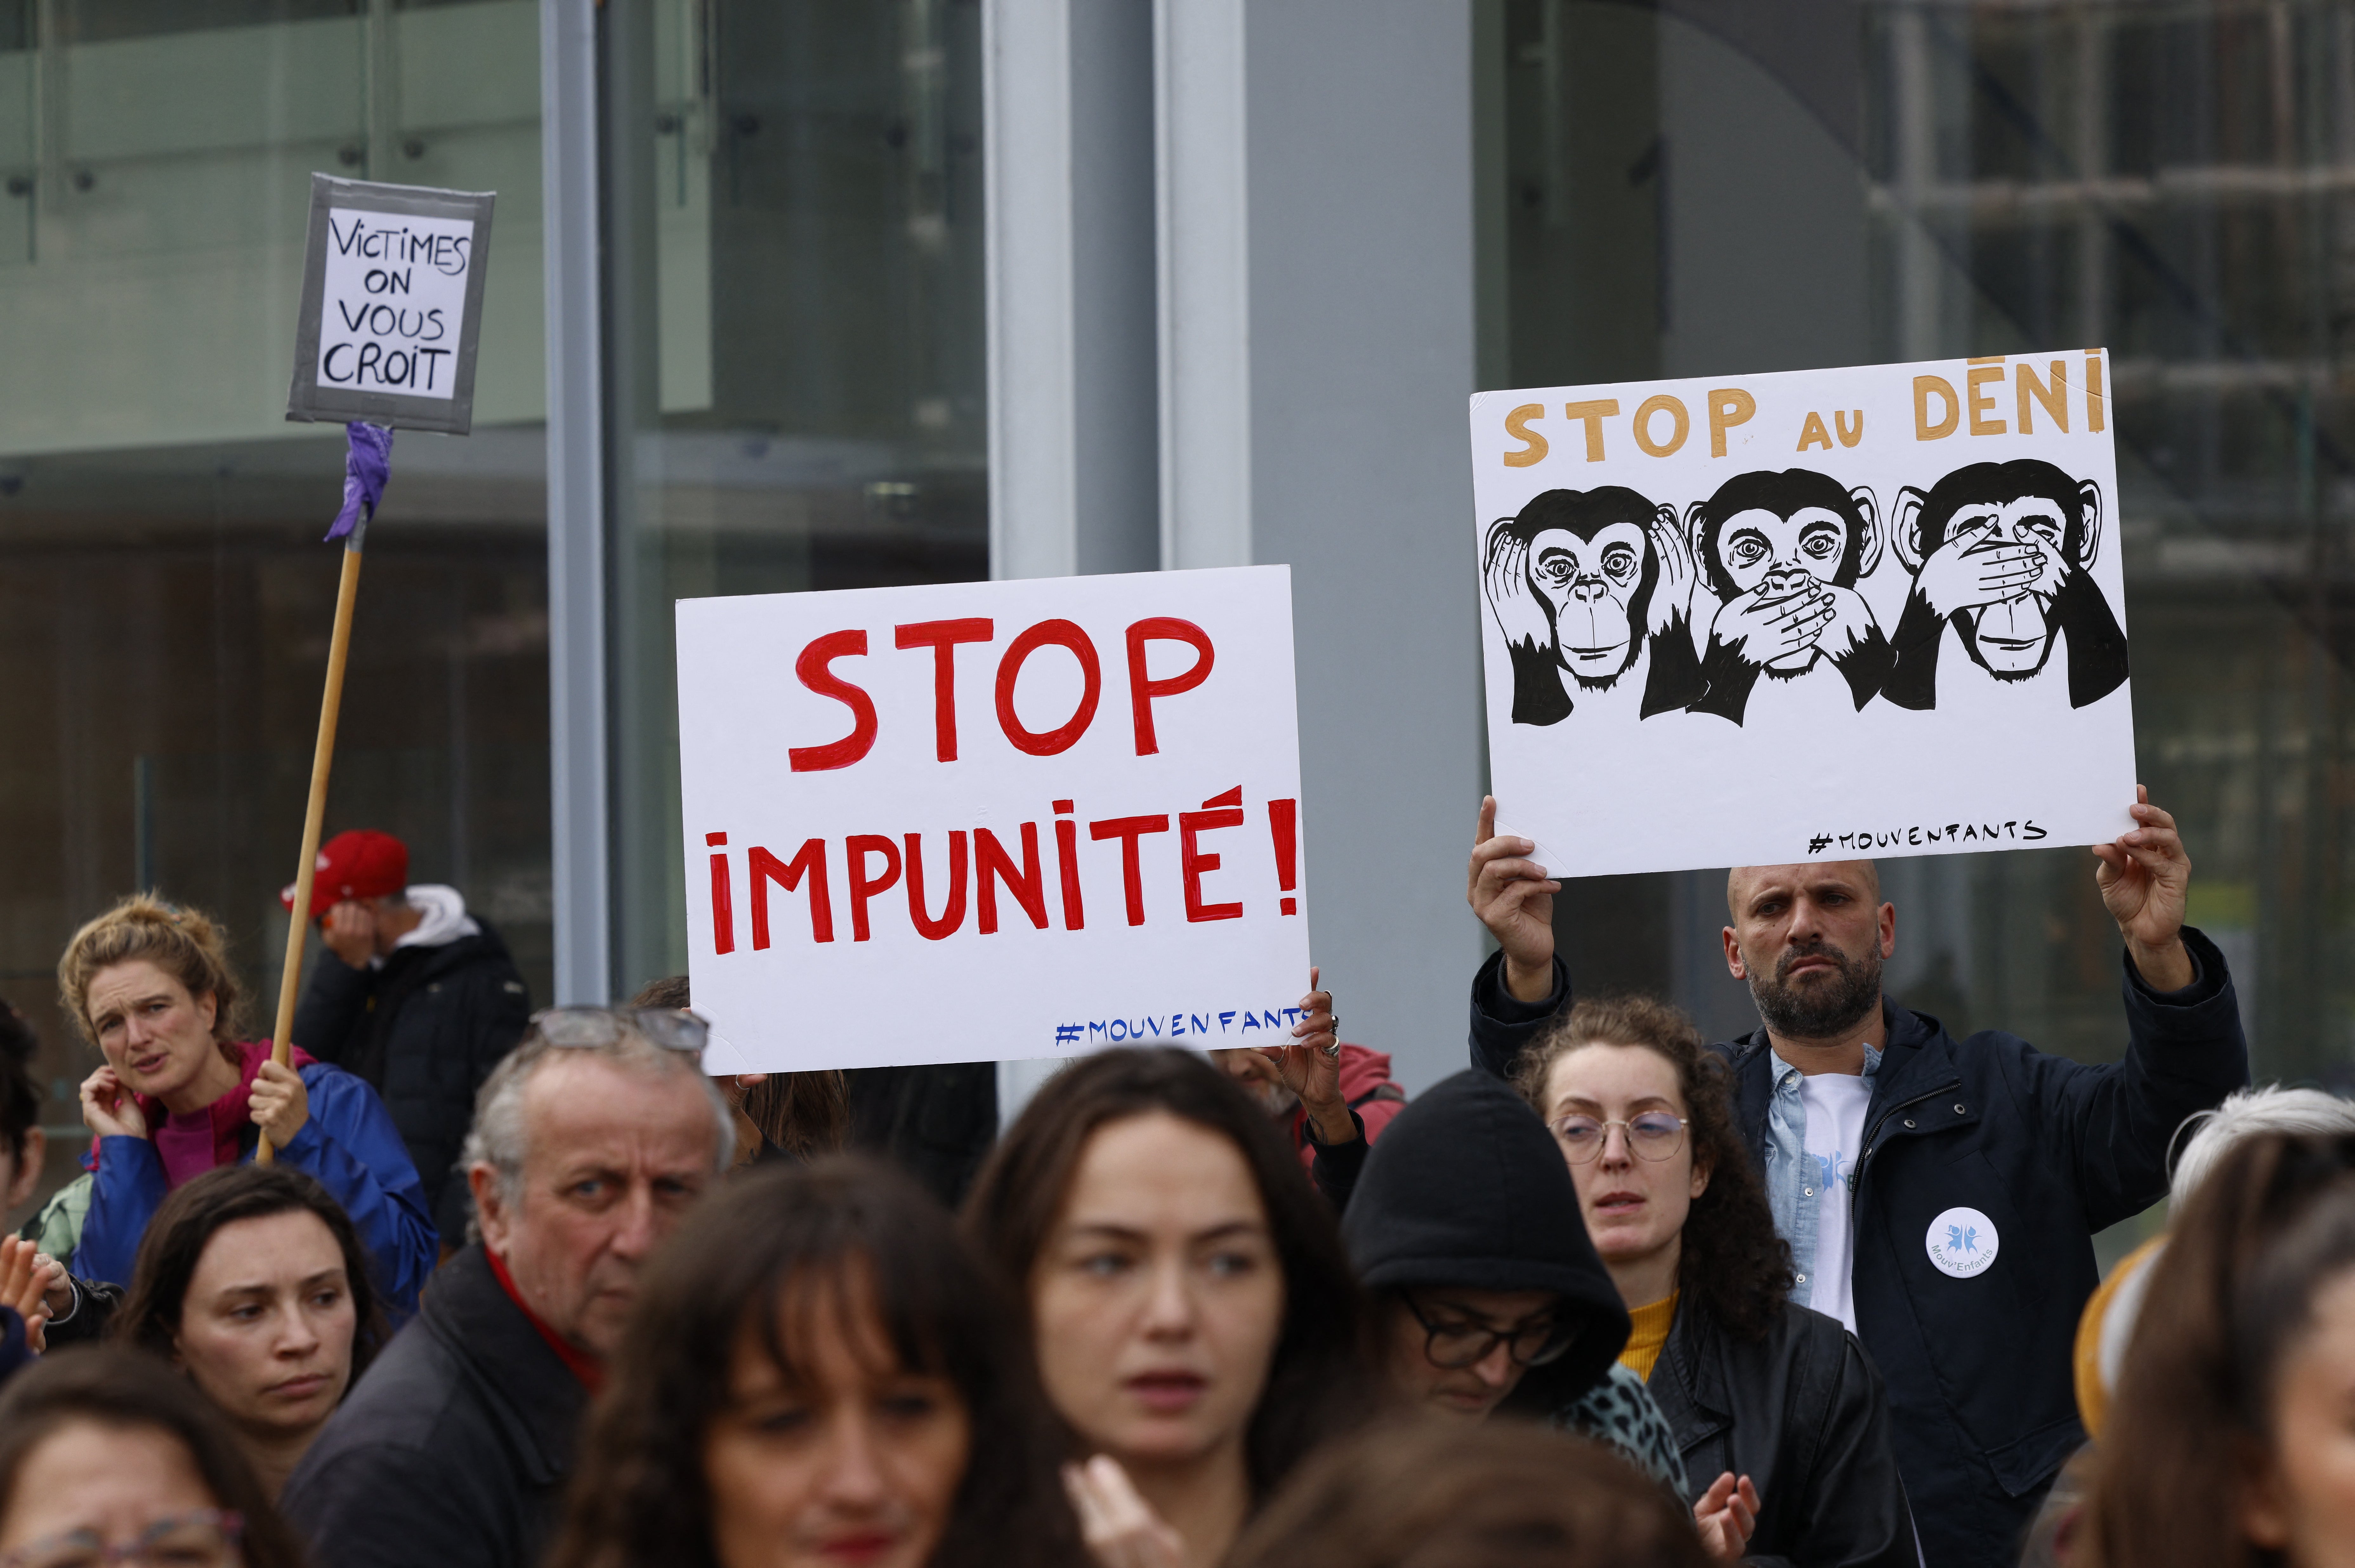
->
[61, 894, 435, 1314]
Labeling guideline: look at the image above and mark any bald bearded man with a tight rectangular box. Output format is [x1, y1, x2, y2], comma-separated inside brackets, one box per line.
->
[1462, 790, 2246, 1568]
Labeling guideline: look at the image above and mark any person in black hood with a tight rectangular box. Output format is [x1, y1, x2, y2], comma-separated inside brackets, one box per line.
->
[1341, 1069, 1755, 1560]
[287, 830, 531, 1250]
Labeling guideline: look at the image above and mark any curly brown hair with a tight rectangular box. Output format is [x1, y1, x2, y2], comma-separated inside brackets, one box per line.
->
[57, 892, 243, 1054]
[1512, 993, 1792, 1341]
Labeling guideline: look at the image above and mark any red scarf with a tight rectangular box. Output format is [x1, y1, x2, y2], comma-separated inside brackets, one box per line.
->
[485, 1246, 606, 1394]
[90, 1040, 318, 1188]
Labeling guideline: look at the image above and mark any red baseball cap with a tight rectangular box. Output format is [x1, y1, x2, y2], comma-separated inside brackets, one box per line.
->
[281, 829, 409, 921]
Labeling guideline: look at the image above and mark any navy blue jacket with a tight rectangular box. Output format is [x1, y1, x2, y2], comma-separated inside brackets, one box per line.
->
[1469, 927, 2247, 1568]
[293, 923, 531, 1245]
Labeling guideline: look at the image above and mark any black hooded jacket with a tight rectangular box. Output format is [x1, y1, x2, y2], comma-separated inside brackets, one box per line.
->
[1340, 1070, 1630, 1417]
[293, 922, 531, 1246]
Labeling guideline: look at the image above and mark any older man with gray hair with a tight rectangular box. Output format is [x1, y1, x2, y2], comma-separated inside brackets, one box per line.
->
[284, 1008, 731, 1568]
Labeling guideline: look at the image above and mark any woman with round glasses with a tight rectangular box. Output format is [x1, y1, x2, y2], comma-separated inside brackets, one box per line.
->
[0, 1347, 307, 1568]
[1514, 995, 1916, 1568]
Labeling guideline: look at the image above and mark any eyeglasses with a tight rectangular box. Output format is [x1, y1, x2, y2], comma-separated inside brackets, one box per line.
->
[1401, 1292, 1575, 1370]
[2, 1510, 244, 1568]
[1549, 1112, 1688, 1164]
[530, 1005, 708, 1057]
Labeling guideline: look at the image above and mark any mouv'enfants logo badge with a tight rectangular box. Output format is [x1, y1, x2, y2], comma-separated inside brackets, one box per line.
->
[1925, 1206, 2000, 1279]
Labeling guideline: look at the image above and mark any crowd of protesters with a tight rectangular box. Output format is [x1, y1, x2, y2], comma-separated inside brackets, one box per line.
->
[3, 789, 2351, 1568]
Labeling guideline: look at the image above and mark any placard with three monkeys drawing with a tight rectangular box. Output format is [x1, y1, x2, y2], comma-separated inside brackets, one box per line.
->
[1469, 352, 2136, 878]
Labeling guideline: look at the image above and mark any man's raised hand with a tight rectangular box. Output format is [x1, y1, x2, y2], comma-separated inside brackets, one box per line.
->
[1469, 796, 1558, 1004]
[1271, 968, 1355, 1145]
[320, 900, 378, 969]
[2093, 785, 2194, 990]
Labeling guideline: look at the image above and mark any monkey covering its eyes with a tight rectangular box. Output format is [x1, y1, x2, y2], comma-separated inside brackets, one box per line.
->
[1685, 468, 1894, 726]
[1884, 458, 2129, 711]
[1482, 486, 1705, 726]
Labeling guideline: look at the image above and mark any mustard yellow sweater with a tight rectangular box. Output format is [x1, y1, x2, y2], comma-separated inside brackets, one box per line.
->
[1619, 1290, 1679, 1381]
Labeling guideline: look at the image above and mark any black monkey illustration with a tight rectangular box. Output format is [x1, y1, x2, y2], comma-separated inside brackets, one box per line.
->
[1482, 487, 1704, 726]
[1883, 459, 2129, 711]
[1686, 469, 1893, 725]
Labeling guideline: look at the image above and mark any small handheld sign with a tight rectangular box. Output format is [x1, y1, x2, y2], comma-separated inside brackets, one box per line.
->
[286, 173, 495, 435]
[261, 174, 494, 1160]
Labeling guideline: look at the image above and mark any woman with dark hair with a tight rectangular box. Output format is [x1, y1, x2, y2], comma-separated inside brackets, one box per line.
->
[111, 1164, 386, 1498]
[1515, 996, 1913, 1568]
[0, 1346, 309, 1568]
[2082, 1132, 2355, 1568]
[963, 1047, 1377, 1568]
[629, 975, 849, 1163]
[548, 1154, 1085, 1568]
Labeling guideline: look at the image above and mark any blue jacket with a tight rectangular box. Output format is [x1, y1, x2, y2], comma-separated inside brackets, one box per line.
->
[1469, 927, 2248, 1568]
[74, 1062, 438, 1321]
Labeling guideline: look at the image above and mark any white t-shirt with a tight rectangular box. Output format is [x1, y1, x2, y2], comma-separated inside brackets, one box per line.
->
[1799, 1071, 1873, 1334]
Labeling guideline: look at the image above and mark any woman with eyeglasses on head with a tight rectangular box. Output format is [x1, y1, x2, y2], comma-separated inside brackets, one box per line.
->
[628, 976, 849, 1166]
[0, 1346, 308, 1568]
[548, 1154, 1086, 1568]
[1515, 996, 1916, 1568]
[963, 1048, 1377, 1568]
[112, 1165, 388, 1499]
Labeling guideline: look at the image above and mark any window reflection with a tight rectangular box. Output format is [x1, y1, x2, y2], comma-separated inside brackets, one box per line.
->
[605, 0, 987, 990]
[1493, 0, 2349, 1086]
[0, 0, 548, 1210]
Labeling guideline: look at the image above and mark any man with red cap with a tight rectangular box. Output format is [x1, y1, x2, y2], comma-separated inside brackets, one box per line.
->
[289, 830, 531, 1250]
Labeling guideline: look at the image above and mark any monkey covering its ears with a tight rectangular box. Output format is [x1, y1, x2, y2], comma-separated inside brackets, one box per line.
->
[1483, 486, 1705, 726]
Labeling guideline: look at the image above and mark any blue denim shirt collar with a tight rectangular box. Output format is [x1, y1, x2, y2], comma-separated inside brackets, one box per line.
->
[1762, 1042, 1879, 1311]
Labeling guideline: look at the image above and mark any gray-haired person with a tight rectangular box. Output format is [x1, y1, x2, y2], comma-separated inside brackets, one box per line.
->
[281, 1009, 733, 1568]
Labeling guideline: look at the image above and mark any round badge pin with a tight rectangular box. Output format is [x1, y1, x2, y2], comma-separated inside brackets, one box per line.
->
[1925, 1206, 2000, 1279]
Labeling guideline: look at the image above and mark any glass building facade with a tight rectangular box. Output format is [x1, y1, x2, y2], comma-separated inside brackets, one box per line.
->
[0, 0, 553, 1203]
[1493, 1, 2349, 1104]
[1, 1, 2344, 1244]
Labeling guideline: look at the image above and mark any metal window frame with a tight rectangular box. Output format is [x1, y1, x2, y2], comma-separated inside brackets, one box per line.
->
[540, 0, 610, 1005]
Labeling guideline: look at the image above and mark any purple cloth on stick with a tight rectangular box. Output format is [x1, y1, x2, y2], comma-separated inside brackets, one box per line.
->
[325, 421, 394, 541]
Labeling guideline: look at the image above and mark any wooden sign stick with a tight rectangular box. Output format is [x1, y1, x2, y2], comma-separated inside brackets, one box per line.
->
[258, 528, 365, 1164]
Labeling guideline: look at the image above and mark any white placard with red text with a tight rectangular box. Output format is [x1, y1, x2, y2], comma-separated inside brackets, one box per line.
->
[677, 567, 1311, 1074]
